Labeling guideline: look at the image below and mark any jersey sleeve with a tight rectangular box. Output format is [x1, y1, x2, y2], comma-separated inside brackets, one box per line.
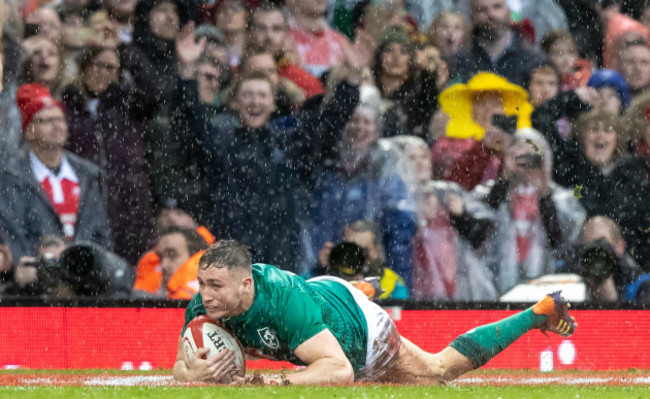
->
[281, 289, 328, 352]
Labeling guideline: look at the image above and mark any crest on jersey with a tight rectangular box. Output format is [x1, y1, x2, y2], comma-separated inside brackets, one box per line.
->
[257, 327, 279, 350]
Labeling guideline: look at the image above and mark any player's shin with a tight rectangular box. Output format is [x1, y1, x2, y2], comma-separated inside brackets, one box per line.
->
[448, 307, 546, 368]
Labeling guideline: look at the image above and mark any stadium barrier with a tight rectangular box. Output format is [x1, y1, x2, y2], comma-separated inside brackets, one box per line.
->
[0, 299, 648, 371]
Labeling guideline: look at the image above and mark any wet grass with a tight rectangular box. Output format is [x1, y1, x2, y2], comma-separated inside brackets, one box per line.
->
[1, 385, 649, 399]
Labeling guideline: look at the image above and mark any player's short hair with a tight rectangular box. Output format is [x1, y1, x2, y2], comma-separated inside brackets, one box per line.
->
[199, 240, 252, 271]
[159, 226, 209, 256]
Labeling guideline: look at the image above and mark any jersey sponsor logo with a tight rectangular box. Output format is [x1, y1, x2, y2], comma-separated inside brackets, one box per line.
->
[257, 327, 279, 350]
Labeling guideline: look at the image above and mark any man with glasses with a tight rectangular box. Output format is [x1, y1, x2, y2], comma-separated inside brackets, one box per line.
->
[0, 83, 112, 261]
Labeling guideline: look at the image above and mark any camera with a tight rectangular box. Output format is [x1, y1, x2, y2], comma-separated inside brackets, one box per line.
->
[19, 243, 132, 298]
[328, 242, 367, 279]
[560, 238, 620, 285]
[578, 238, 619, 284]
[492, 114, 518, 135]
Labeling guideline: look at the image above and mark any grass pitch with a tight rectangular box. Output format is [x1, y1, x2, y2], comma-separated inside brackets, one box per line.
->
[1, 369, 649, 398]
[1, 385, 650, 399]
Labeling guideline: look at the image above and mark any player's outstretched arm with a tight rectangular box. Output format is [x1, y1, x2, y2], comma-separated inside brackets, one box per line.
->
[285, 329, 354, 385]
[172, 336, 237, 383]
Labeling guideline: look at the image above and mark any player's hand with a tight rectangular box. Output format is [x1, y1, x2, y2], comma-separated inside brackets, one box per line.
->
[231, 373, 286, 386]
[186, 348, 237, 383]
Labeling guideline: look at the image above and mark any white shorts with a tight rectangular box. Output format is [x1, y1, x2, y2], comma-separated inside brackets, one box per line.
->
[308, 276, 402, 381]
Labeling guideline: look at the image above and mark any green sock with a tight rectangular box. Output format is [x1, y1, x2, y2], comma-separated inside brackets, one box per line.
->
[449, 308, 547, 368]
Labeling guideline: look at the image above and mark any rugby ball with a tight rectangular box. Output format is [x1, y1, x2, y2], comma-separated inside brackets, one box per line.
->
[183, 316, 246, 378]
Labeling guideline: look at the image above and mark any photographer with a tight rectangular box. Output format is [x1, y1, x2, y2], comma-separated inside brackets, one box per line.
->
[318, 221, 409, 301]
[561, 216, 650, 304]
[4, 235, 132, 299]
[473, 128, 586, 295]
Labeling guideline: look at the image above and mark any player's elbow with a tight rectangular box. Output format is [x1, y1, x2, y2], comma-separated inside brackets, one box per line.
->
[331, 359, 354, 384]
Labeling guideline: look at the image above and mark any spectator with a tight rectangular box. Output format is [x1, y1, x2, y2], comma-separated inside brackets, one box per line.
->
[0, 31, 23, 159]
[617, 39, 650, 98]
[426, 11, 468, 60]
[96, 0, 138, 45]
[246, 3, 324, 99]
[515, 0, 570, 45]
[21, 36, 66, 98]
[197, 71, 305, 270]
[133, 208, 214, 296]
[213, 0, 248, 68]
[238, 50, 306, 115]
[587, 69, 630, 114]
[371, 26, 443, 139]
[24, 7, 63, 44]
[526, 62, 560, 108]
[554, 0, 602, 65]
[431, 72, 533, 191]
[563, 216, 650, 303]
[174, 27, 373, 271]
[55, 6, 89, 85]
[192, 53, 228, 106]
[596, 0, 650, 70]
[285, 0, 350, 77]
[61, 46, 155, 265]
[121, 0, 189, 109]
[319, 220, 409, 300]
[161, 27, 231, 219]
[624, 90, 650, 177]
[472, 128, 586, 295]
[450, 0, 545, 86]
[308, 99, 417, 287]
[194, 23, 229, 67]
[133, 226, 209, 299]
[0, 84, 113, 260]
[572, 111, 650, 267]
[361, 0, 420, 44]
[540, 30, 591, 92]
[390, 135, 497, 301]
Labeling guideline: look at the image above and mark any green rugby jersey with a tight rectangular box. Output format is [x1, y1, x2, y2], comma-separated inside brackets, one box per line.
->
[183, 264, 369, 371]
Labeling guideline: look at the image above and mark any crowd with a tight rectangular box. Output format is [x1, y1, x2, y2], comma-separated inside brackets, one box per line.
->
[0, 0, 649, 304]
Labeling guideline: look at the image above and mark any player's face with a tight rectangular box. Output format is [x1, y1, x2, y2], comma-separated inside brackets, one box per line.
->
[198, 266, 253, 320]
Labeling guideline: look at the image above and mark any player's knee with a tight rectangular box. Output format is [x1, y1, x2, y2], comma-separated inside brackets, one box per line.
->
[429, 357, 456, 382]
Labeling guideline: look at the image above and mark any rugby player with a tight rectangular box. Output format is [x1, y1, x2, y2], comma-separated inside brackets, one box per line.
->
[173, 240, 576, 385]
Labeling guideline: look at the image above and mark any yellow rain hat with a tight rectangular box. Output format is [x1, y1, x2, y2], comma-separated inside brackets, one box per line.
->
[439, 72, 533, 140]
